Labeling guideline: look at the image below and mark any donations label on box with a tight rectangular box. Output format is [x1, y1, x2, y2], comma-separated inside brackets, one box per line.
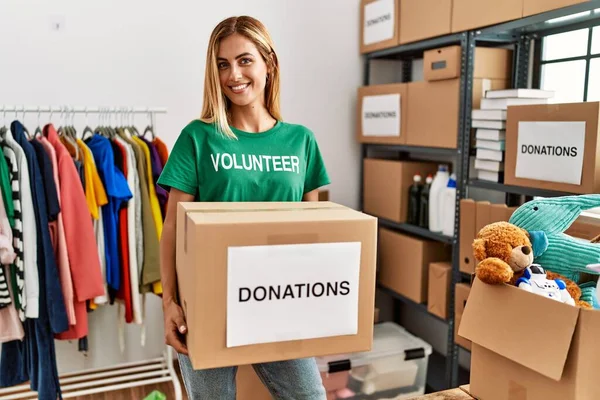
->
[362, 94, 401, 137]
[363, 0, 395, 45]
[226, 242, 361, 348]
[515, 121, 586, 185]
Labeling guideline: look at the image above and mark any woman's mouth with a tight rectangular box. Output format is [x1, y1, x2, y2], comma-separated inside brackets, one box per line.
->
[229, 82, 250, 94]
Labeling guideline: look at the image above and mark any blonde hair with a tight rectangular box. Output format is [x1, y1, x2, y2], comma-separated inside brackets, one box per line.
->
[200, 16, 282, 139]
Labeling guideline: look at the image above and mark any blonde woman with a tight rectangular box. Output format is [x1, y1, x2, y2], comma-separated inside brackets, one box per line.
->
[157, 15, 330, 399]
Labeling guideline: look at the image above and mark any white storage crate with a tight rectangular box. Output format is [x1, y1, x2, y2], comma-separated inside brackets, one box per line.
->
[316, 322, 432, 400]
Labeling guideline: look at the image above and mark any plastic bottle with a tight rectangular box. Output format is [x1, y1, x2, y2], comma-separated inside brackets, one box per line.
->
[428, 165, 450, 232]
[442, 173, 457, 237]
[407, 174, 422, 225]
[418, 174, 433, 229]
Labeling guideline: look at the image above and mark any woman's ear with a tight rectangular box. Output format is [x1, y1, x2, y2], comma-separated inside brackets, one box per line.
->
[472, 238, 487, 262]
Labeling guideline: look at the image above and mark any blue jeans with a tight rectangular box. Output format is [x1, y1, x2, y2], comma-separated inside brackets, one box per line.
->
[177, 353, 326, 399]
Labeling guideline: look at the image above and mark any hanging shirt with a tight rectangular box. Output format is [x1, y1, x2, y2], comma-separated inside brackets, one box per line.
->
[132, 137, 162, 238]
[119, 135, 159, 293]
[85, 134, 132, 293]
[152, 136, 169, 215]
[1, 120, 68, 400]
[37, 137, 77, 327]
[44, 124, 105, 340]
[1, 146, 25, 319]
[0, 188, 16, 309]
[115, 134, 142, 324]
[0, 271, 24, 342]
[0, 128, 39, 320]
[140, 137, 167, 218]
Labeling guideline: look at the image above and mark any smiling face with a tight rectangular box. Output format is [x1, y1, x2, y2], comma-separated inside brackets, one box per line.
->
[217, 33, 270, 109]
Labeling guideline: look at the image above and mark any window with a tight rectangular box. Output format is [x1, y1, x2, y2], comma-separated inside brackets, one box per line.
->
[538, 21, 600, 217]
[539, 24, 600, 103]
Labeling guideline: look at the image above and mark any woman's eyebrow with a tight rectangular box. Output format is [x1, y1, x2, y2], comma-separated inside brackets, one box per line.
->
[217, 52, 254, 61]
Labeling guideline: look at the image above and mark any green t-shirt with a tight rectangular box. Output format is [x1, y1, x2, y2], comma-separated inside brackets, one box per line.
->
[157, 120, 330, 202]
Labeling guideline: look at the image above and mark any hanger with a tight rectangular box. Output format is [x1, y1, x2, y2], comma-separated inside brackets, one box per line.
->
[82, 107, 95, 140]
[142, 110, 155, 139]
[33, 106, 43, 138]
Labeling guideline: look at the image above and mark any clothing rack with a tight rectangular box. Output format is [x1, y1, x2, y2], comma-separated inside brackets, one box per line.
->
[0, 105, 182, 400]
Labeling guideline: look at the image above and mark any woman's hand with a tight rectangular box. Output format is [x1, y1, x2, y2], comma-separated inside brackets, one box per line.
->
[163, 298, 188, 355]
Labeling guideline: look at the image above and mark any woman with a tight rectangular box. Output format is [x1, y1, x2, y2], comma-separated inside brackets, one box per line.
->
[157, 15, 330, 399]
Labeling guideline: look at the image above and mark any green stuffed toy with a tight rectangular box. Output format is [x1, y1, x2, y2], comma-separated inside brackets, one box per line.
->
[508, 194, 600, 284]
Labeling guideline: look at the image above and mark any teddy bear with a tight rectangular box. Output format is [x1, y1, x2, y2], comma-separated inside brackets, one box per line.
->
[473, 221, 591, 308]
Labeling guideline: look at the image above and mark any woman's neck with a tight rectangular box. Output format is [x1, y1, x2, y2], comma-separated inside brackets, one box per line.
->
[229, 103, 276, 133]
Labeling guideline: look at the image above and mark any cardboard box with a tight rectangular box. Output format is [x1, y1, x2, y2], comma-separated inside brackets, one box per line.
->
[357, 84, 407, 144]
[475, 201, 492, 234]
[176, 201, 378, 370]
[378, 228, 452, 303]
[454, 283, 471, 350]
[399, 0, 452, 44]
[452, 0, 523, 32]
[473, 78, 510, 109]
[406, 79, 461, 149]
[459, 199, 476, 274]
[360, 0, 400, 54]
[523, 0, 589, 17]
[565, 214, 600, 240]
[489, 203, 509, 223]
[362, 158, 438, 223]
[427, 262, 452, 319]
[459, 278, 600, 400]
[424, 46, 512, 82]
[505, 102, 600, 194]
[237, 365, 271, 400]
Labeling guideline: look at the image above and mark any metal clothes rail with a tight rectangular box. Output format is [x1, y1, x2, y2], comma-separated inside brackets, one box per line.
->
[0, 105, 182, 399]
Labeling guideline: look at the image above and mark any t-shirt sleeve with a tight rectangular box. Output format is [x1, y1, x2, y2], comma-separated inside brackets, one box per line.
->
[303, 129, 331, 194]
[157, 128, 198, 196]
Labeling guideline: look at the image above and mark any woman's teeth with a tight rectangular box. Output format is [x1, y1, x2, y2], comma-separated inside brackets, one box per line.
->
[231, 83, 250, 92]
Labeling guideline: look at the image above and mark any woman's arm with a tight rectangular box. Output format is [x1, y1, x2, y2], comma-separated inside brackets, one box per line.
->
[160, 188, 195, 354]
[302, 189, 320, 202]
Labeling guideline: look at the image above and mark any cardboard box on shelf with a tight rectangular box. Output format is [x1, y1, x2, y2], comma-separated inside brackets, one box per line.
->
[489, 203, 509, 223]
[459, 277, 600, 400]
[475, 201, 492, 234]
[523, 0, 589, 17]
[459, 199, 476, 274]
[423, 46, 512, 82]
[378, 228, 452, 303]
[504, 102, 600, 194]
[399, 0, 452, 44]
[451, 0, 523, 32]
[360, 0, 400, 54]
[454, 283, 471, 351]
[406, 79, 461, 149]
[362, 158, 438, 223]
[565, 214, 600, 240]
[473, 78, 510, 109]
[176, 201, 378, 370]
[427, 262, 452, 319]
[357, 84, 407, 145]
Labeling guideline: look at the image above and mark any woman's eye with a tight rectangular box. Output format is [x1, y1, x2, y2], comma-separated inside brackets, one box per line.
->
[218, 62, 228, 69]
[240, 58, 252, 65]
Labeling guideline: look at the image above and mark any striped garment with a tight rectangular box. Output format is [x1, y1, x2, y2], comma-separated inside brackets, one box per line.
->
[0, 265, 10, 307]
[3, 149, 24, 319]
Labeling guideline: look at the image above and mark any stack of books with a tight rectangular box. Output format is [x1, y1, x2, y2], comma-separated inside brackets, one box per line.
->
[471, 88, 555, 182]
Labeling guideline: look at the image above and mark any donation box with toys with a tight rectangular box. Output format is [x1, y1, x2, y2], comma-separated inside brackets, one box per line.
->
[176, 201, 378, 370]
[458, 194, 600, 400]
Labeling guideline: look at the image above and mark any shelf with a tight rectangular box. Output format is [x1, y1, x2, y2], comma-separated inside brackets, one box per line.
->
[366, 33, 465, 59]
[475, 1, 600, 40]
[468, 179, 575, 198]
[365, 143, 459, 157]
[378, 218, 454, 244]
[377, 283, 449, 325]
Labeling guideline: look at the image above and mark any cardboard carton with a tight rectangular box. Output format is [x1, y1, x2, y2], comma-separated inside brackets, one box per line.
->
[459, 199, 476, 274]
[399, 0, 452, 44]
[452, 0, 523, 32]
[427, 262, 452, 319]
[504, 102, 600, 194]
[362, 158, 438, 223]
[378, 228, 452, 303]
[523, 0, 589, 17]
[176, 201, 378, 370]
[454, 283, 471, 350]
[357, 84, 407, 145]
[360, 0, 400, 54]
[424, 46, 512, 82]
[459, 278, 600, 400]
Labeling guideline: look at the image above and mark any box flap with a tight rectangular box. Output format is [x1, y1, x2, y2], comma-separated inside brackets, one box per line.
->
[179, 201, 345, 212]
[458, 278, 580, 381]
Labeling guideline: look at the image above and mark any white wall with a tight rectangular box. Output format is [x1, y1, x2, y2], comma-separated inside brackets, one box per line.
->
[0, 0, 363, 373]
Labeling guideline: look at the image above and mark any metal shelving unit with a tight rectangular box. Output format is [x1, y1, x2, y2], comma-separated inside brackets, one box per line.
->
[361, 0, 600, 392]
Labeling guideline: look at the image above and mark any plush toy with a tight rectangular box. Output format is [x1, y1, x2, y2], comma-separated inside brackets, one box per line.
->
[473, 221, 591, 308]
[508, 194, 600, 284]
